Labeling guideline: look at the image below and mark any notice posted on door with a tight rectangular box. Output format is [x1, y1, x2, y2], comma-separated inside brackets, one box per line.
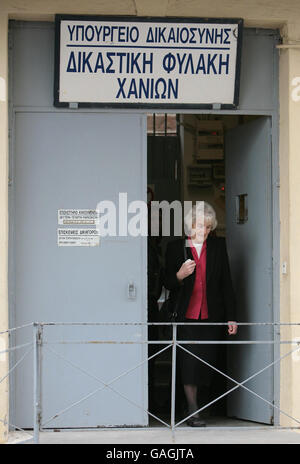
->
[57, 228, 100, 246]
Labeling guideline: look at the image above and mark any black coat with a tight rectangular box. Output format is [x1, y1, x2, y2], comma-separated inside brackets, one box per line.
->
[163, 234, 237, 323]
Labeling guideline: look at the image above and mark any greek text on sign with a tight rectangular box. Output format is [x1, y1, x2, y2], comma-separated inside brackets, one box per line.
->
[57, 228, 100, 247]
[58, 209, 100, 225]
[55, 16, 243, 108]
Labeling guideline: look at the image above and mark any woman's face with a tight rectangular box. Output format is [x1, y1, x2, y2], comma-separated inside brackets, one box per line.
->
[191, 219, 212, 243]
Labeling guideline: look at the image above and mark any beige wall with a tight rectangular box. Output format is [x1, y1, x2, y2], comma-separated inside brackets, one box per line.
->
[0, 0, 300, 27]
[289, 44, 300, 426]
[280, 21, 300, 427]
[1, 0, 300, 441]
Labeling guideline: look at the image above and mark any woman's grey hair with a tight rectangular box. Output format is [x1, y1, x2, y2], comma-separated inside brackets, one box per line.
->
[184, 201, 218, 236]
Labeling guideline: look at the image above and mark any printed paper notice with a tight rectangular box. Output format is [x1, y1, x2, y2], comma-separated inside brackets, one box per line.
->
[57, 228, 100, 246]
[58, 209, 99, 225]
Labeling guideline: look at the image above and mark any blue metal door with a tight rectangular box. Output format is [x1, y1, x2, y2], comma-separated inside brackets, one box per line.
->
[225, 117, 274, 424]
[12, 112, 147, 428]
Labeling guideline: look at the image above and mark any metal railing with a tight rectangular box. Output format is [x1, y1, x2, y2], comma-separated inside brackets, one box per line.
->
[0, 323, 36, 444]
[1, 321, 300, 444]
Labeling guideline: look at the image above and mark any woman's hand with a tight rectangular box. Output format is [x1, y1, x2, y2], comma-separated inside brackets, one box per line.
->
[227, 321, 238, 335]
[176, 259, 196, 281]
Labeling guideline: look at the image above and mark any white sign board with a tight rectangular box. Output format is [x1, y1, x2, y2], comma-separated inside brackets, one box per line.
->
[55, 15, 243, 108]
[57, 228, 100, 247]
[58, 209, 100, 225]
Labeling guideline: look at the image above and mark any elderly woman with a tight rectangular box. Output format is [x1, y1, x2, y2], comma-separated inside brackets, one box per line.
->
[163, 201, 237, 427]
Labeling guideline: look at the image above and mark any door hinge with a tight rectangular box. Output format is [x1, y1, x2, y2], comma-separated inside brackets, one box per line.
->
[8, 32, 13, 50]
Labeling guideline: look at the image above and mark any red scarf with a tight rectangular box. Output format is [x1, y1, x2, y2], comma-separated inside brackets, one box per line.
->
[185, 236, 209, 320]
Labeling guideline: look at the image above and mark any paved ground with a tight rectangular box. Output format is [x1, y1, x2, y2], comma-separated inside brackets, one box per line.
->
[6, 428, 300, 444]
[6, 416, 300, 444]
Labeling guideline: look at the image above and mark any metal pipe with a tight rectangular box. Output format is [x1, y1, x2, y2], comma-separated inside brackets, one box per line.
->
[33, 323, 42, 444]
[170, 324, 177, 441]
[0, 341, 34, 355]
[176, 343, 300, 427]
[0, 346, 33, 385]
[8, 321, 300, 440]
[41, 343, 172, 428]
[0, 322, 34, 336]
[39, 325, 43, 433]
[41, 340, 300, 345]
[38, 321, 300, 326]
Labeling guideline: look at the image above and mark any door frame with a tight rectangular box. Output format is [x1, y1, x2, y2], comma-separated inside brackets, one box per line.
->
[8, 22, 280, 426]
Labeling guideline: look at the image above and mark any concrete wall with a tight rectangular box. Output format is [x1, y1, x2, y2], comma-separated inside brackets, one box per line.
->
[280, 21, 300, 426]
[1, 0, 300, 441]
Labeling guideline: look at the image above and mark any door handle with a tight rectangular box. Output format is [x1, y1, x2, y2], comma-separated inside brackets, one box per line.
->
[235, 194, 248, 224]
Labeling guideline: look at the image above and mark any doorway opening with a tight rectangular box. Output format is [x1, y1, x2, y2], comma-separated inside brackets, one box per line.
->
[147, 113, 274, 427]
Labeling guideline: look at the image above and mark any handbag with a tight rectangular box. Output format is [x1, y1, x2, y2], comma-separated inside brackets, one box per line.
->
[159, 240, 188, 325]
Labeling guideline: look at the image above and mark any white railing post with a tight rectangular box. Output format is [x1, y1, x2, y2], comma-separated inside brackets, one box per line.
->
[171, 323, 177, 440]
[33, 323, 42, 444]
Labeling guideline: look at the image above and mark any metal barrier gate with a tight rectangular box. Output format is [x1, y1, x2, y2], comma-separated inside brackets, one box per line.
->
[1, 322, 300, 444]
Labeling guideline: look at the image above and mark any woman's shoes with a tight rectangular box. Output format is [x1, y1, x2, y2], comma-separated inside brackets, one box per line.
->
[186, 415, 206, 427]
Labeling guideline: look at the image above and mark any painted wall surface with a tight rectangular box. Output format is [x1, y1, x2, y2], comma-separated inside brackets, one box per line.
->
[282, 21, 300, 426]
[1, 0, 300, 441]
[0, 14, 9, 444]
